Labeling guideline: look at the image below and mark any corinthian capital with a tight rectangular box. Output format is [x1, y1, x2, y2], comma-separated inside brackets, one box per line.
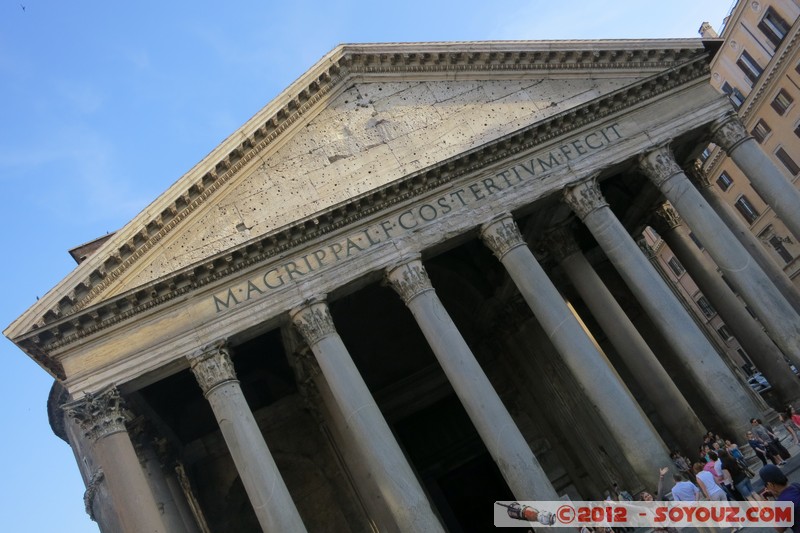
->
[290, 298, 337, 346]
[385, 257, 433, 305]
[479, 215, 526, 260]
[563, 177, 608, 220]
[639, 145, 682, 187]
[686, 160, 713, 189]
[651, 203, 684, 234]
[187, 341, 237, 395]
[710, 113, 751, 152]
[63, 386, 128, 443]
[543, 225, 581, 263]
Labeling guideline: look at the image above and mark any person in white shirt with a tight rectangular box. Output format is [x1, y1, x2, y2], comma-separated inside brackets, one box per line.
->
[670, 472, 701, 501]
[693, 462, 727, 501]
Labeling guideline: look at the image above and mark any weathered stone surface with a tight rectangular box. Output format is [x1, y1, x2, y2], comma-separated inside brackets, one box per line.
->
[124, 78, 635, 288]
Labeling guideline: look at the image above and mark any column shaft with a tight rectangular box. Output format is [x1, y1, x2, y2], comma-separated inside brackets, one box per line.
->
[689, 165, 800, 314]
[547, 227, 706, 452]
[386, 259, 559, 502]
[189, 344, 307, 533]
[564, 179, 759, 438]
[641, 147, 800, 369]
[652, 204, 800, 402]
[64, 387, 167, 533]
[481, 217, 671, 483]
[291, 300, 444, 532]
[713, 114, 800, 242]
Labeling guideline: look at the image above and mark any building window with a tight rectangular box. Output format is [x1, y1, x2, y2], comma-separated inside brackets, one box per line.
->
[717, 324, 734, 341]
[795, 123, 800, 139]
[667, 257, 685, 277]
[771, 89, 793, 115]
[776, 147, 800, 176]
[734, 195, 760, 224]
[689, 232, 704, 250]
[769, 235, 794, 264]
[722, 82, 746, 109]
[758, 7, 791, 47]
[700, 147, 711, 162]
[696, 296, 716, 318]
[752, 119, 771, 143]
[716, 171, 734, 191]
[737, 50, 763, 85]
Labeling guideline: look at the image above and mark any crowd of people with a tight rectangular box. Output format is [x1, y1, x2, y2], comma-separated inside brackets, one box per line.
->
[579, 409, 800, 533]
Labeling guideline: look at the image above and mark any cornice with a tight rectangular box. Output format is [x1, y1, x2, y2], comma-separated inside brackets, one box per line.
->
[11, 46, 712, 373]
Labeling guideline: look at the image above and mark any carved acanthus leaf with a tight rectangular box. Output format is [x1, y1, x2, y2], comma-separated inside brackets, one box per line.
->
[710, 113, 750, 152]
[187, 341, 237, 394]
[543, 225, 581, 262]
[639, 145, 682, 186]
[63, 386, 128, 442]
[562, 178, 608, 220]
[480, 215, 525, 260]
[291, 300, 337, 346]
[385, 258, 433, 304]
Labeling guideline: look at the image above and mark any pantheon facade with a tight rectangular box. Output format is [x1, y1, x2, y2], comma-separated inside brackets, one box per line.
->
[8, 40, 800, 532]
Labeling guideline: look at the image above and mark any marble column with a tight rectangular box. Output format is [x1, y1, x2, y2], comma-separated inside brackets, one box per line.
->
[290, 298, 444, 533]
[544, 224, 706, 452]
[563, 178, 759, 438]
[711, 112, 800, 242]
[63, 386, 168, 533]
[640, 146, 800, 369]
[480, 216, 671, 481]
[651, 203, 800, 402]
[385, 257, 559, 501]
[687, 162, 800, 315]
[187, 342, 307, 533]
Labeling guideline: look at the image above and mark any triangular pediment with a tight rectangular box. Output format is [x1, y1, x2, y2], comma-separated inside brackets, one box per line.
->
[6, 39, 713, 373]
[117, 76, 640, 290]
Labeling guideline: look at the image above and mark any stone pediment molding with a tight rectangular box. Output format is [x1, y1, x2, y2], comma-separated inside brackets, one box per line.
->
[6, 41, 713, 378]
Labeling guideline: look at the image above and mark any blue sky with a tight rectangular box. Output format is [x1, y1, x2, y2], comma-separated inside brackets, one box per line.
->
[1, 1, 735, 531]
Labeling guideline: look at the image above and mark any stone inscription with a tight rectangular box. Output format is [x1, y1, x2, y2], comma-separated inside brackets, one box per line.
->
[211, 123, 623, 312]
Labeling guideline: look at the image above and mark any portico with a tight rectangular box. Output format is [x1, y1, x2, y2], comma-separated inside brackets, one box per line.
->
[8, 40, 799, 532]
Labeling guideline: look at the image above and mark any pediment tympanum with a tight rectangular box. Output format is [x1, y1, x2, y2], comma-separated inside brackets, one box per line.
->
[119, 77, 637, 289]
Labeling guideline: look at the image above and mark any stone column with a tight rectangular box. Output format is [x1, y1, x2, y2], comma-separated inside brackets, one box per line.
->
[187, 342, 307, 533]
[651, 203, 800, 402]
[640, 146, 800, 369]
[544, 224, 706, 453]
[711, 113, 800, 242]
[385, 257, 559, 501]
[63, 386, 168, 533]
[563, 178, 759, 438]
[290, 298, 444, 533]
[687, 162, 800, 314]
[480, 215, 671, 482]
